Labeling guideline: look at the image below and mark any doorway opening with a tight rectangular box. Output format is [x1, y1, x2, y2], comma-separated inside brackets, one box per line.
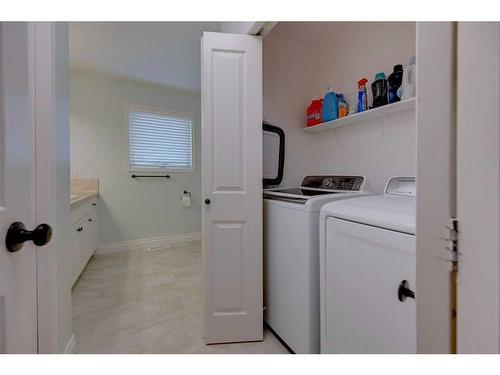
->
[68, 22, 286, 354]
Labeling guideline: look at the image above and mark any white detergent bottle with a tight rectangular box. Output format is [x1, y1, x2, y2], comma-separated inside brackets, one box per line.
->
[400, 56, 416, 100]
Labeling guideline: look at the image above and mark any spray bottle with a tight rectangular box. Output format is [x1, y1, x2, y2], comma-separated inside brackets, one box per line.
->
[357, 78, 368, 113]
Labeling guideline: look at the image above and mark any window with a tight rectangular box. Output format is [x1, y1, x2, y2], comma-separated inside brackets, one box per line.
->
[127, 105, 194, 172]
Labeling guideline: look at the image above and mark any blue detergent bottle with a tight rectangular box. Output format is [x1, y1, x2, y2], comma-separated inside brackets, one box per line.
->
[322, 85, 338, 122]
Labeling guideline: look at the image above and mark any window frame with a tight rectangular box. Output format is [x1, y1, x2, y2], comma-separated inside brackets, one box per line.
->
[124, 103, 195, 173]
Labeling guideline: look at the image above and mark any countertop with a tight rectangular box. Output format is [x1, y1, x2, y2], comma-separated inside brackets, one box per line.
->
[70, 192, 98, 207]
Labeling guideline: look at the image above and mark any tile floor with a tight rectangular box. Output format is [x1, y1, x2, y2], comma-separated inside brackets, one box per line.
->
[72, 240, 289, 354]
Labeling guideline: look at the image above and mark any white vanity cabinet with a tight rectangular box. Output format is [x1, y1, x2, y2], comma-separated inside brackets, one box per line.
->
[71, 196, 98, 286]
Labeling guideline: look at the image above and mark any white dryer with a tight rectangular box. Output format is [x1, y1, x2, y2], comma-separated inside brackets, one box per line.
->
[264, 175, 369, 353]
[319, 177, 416, 353]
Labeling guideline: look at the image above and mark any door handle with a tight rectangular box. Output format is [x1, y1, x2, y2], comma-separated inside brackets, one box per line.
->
[205, 199, 211, 205]
[397, 280, 415, 302]
[5, 222, 52, 252]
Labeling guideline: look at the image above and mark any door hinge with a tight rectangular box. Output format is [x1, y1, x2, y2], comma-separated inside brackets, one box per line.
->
[447, 217, 459, 354]
[446, 217, 459, 264]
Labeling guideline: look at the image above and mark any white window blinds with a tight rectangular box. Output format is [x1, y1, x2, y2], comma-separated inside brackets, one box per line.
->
[128, 107, 193, 171]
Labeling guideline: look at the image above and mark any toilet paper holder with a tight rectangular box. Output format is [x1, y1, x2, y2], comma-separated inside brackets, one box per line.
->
[180, 190, 192, 207]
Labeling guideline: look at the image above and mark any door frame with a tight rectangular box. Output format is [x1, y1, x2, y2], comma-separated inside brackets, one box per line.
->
[415, 22, 456, 354]
[32, 22, 73, 354]
[456, 22, 500, 353]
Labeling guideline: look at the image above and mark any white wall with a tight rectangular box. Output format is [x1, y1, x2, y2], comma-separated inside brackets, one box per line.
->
[263, 22, 416, 193]
[70, 70, 201, 245]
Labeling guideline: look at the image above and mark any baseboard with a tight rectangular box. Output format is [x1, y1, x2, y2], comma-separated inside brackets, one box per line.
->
[64, 334, 76, 354]
[95, 232, 201, 255]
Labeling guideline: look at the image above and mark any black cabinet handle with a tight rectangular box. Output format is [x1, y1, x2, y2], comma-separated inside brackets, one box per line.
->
[205, 199, 211, 205]
[5, 222, 52, 252]
[398, 280, 415, 302]
[91, 203, 96, 206]
[88, 218, 93, 222]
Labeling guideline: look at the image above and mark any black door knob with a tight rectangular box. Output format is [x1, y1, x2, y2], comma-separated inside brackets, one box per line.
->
[397, 280, 415, 302]
[205, 199, 211, 205]
[5, 222, 52, 253]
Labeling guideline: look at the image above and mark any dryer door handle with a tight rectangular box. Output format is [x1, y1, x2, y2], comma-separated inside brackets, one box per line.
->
[397, 280, 415, 302]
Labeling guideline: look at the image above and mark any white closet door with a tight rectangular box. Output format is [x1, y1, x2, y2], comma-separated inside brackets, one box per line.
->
[201, 32, 263, 344]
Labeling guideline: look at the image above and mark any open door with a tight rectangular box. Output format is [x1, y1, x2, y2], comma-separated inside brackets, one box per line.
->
[0, 22, 39, 353]
[201, 32, 263, 344]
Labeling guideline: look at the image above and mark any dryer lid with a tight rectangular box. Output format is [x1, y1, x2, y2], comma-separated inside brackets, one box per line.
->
[320, 177, 416, 234]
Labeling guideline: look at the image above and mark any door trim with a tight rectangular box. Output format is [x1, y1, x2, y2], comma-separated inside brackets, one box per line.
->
[415, 22, 456, 354]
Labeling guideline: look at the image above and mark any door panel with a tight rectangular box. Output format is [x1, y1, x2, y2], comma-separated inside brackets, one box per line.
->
[0, 22, 38, 353]
[212, 222, 245, 313]
[212, 51, 245, 191]
[202, 32, 262, 344]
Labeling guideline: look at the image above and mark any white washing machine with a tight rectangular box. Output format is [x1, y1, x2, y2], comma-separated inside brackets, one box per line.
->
[319, 177, 416, 353]
[264, 175, 369, 353]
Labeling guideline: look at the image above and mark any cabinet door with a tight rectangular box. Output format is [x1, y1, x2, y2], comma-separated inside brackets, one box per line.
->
[87, 199, 98, 257]
[71, 220, 84, 285]
[86, 214, 97, 258]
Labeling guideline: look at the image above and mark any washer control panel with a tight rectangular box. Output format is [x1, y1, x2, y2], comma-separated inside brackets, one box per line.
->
[301, 176, 365, 191]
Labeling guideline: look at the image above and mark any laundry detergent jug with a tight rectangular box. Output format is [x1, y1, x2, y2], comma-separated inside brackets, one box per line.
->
[306, 97, 323, 127]
[387, 64, 404, 103]
[322, 86, 338, 122]
[399, 57, 416, 100]
[371, 72, 388, 108]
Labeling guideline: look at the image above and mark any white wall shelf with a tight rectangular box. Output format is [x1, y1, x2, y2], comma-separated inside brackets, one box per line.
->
[302, 97, 416, 133]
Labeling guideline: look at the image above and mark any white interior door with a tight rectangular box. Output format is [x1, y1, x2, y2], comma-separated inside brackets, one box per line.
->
[0, 22, 38, 353]
[415, 22, 456, 353]
[201, 31, 263, 344]
[456, 22, 500, 353]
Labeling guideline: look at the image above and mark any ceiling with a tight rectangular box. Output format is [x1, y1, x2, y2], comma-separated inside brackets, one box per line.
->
[69, 22, 220, 92]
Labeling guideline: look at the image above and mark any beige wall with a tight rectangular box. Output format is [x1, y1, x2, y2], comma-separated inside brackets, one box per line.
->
[263, 22, 416, 193]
